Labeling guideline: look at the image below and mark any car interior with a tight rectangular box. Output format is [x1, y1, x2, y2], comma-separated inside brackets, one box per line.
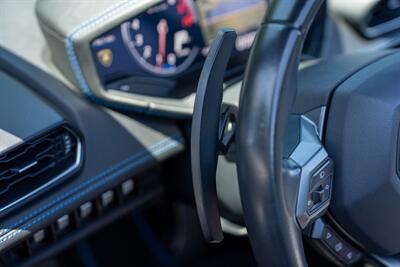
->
[1, 0, 400, 266]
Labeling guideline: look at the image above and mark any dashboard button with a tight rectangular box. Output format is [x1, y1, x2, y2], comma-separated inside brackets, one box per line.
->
[79, 201, 93, 219]
[32, 229, 45, 244]
[101, 190, 114, 207]
[56, 214, 70, 231]
[121, 179, 135, 196]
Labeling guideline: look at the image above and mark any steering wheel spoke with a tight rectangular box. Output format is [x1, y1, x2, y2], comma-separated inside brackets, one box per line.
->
[285, 115, 333, 229]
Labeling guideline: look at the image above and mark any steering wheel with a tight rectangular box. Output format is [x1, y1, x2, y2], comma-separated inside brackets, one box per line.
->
[237, 1, 323, 266]
[191, 0, 400, 266]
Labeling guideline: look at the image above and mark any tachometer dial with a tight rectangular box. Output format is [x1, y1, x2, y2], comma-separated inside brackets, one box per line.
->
[121, 0, 201, 76]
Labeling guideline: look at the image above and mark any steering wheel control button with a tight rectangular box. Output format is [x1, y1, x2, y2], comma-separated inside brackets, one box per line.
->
[334, 241, 344, 254]
[310, 160, 333, 190]
[293, 115, 334, 229]
[308, 176, 332, 214]
[306, 159, 333, 215]
[312, 219, 361, 265]
[311, 186, 323, 203]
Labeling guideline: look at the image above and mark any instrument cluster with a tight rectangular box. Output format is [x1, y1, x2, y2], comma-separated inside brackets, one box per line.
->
[91, 0, 267, 96]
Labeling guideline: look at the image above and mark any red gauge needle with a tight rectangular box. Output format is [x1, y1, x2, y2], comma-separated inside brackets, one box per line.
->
[157, 19, 168, 67]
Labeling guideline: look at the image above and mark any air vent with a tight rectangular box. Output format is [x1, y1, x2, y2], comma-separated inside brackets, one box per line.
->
[0, 125, 81, 213]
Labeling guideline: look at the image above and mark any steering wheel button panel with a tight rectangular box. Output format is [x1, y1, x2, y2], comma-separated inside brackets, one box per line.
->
[289, 116, 333, 229]
[308, 159, 333, 214]
[312, 219, 361, 265]
[310, 159, 333, 190]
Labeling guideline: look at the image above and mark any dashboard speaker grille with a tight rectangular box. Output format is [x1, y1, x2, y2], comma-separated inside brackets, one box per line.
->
[0, 125, 81, 213]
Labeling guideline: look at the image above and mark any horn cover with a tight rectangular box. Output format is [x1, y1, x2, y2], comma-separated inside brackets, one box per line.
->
[327, 52, 400, 255]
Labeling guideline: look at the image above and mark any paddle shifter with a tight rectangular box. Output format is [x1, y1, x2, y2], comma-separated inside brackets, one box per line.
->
[191, 28, 237, 243]
[192, 28, 334, 244]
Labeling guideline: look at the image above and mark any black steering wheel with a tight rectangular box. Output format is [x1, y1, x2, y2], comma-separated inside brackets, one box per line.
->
[192, 0, 400, 266]
[237, 1, 323, 266]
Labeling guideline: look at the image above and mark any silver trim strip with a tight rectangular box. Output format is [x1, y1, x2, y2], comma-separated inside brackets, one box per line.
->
[0, 128, 83, 214]
[18, 161, 38, 174]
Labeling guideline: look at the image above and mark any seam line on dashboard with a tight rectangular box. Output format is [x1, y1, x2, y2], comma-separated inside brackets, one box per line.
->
[65, 0, 144, 113]
[0, 135, 183, 241]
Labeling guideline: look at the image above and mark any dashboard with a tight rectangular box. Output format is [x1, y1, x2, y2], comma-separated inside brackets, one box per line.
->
[35, 0, 328, 117]
[90, 0, 267, 97]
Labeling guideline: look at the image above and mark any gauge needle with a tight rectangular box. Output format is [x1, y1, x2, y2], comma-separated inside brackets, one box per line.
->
[157, 19, 168, 67]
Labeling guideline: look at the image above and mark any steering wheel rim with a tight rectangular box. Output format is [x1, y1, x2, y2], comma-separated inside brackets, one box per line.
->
[237, 1, 324, 266]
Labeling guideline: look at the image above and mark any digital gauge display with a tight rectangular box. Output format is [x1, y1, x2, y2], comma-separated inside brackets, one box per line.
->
[91, 0, 268, 90]
[196, 0, 267, 45]
[121, 0, 203, 76]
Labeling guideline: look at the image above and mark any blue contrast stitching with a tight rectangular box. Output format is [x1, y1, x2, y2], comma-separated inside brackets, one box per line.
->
[65, 0, 145, 112]
[0, 135, 182, 237]
[0, 138, 181, 245]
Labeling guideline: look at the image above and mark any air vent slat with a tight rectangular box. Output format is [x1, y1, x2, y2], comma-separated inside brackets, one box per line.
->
[0, 169, 18, 179]
[0, 125, 80, 213]
[35, 144, 55, 158]
[0, 161, 57, 195]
